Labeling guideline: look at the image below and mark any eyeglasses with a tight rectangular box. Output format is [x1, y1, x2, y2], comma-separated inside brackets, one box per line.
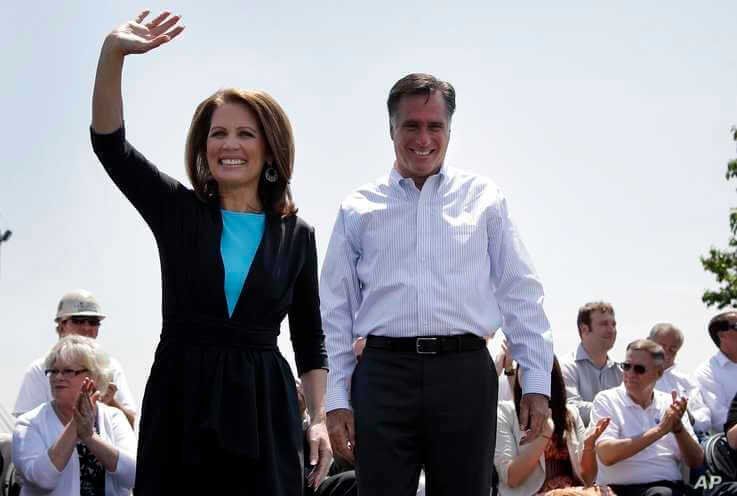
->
[620, 362, 648, 375]
[44, 368, 89, 378]
[67, 317, 101, 326]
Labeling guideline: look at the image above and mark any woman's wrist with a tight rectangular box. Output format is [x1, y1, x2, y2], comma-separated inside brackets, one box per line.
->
[308, 413, 327, 425]
[101, 35, 126, 61]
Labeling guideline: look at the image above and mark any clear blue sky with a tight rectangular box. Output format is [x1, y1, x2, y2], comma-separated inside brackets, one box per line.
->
[1, 1, 736, 411]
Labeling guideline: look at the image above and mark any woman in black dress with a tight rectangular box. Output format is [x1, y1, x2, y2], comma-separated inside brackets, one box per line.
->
[90, 10, 331, 495]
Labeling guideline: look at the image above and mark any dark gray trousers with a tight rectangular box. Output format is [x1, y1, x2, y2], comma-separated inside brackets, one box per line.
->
[351, 346, 498, 496]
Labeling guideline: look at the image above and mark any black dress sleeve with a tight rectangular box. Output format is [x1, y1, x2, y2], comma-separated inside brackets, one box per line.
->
[725, 392, 737, 433]
[90, 126, 188, 235]
[288, 224, 328, 376]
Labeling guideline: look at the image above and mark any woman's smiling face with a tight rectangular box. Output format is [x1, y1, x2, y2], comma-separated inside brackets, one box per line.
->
[206, 102, 271, 192]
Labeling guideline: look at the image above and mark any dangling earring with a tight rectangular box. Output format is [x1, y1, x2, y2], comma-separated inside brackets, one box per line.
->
[264, 164, 278, 183]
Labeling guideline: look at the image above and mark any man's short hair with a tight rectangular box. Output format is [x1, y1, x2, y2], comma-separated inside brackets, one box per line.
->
[626, 339, 665, 368]
[576, 301, 614, 335]
[648, 322, 684, 346]
[387, 73, 456, 134]
[708, 311, 737, 348]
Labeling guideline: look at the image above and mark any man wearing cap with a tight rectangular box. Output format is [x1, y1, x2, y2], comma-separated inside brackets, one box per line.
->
[320, 73, 553, 496]
[12, 289, 137, 427]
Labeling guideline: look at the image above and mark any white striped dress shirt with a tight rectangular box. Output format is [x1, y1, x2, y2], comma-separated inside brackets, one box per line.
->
[320, 165, 553, 412]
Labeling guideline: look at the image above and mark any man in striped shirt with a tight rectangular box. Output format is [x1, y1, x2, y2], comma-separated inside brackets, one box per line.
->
[320, 73, 554, 496]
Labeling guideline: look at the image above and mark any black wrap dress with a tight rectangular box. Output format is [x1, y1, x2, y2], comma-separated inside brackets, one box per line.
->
[91, 127, 328, 495]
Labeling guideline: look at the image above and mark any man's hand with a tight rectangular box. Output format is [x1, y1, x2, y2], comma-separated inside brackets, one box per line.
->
[100, 383, 118, 406]
[519, 393, 550, 444]
[663, 391, 689, 434]
[327, 408, 356, 464]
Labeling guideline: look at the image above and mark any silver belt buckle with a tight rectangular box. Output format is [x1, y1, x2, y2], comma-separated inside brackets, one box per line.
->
[416, 337, 438, 355]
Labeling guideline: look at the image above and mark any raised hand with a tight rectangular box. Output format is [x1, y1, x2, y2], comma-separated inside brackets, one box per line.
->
[584, 417, 610, 449]
[106, 10, 185, 57]
[659, 391, 688, 434]
[74, 378, 100, 441]
[100, 382, 118, 406]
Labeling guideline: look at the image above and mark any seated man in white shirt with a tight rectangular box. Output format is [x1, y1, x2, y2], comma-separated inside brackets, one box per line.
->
[591, 339, 703, 496]
[649, 323, 711, 437]
[13, 290, 137, 427]
[694, 311, 737, 435]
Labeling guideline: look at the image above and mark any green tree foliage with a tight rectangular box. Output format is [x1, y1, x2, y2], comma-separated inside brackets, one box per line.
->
[702, 127, 737, 308]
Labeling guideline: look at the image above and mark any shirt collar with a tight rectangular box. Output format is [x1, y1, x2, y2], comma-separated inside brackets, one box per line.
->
[620, 384, 657, 410]
[388, 164, 450, 188]
[716, 351, 736, 367]
[575, 343, 617, 369]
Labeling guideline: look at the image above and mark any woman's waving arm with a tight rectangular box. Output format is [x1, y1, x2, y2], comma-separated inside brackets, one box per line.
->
[92, 10, 184, 133]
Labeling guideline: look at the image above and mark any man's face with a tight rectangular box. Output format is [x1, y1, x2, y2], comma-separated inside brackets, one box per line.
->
[580, 310, 617, 353]
[622, 349, 660, 397]
[58, 316, 101, 339]
[651, 331, 682, 369]
[718, 314, 737, 359]
[391, 92, 450, 187]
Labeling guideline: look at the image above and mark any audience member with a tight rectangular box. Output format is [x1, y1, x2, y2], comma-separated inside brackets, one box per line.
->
[13, 290, 137, 427]
[495, 357, 609, 495]
[649, 323, 711, 436]
[561, 302, 622, 426]
[694, 312, 737, 435]
[591, 339, 703, 496]
[12, 335, 136, 495]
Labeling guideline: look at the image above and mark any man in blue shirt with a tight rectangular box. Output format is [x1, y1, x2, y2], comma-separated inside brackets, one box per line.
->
[320, 73, 554, 496]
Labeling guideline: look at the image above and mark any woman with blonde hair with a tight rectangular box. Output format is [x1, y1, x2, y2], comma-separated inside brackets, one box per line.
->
[90, 10, 330, 495]
[13, 335, 136, 495]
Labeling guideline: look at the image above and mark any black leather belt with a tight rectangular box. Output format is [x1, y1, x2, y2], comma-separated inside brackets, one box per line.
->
[366, 334, 485, 355]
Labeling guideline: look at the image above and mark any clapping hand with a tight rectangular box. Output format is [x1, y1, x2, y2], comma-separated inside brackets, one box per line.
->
[660, 391, 688, 434]
[584, 417, 610, 449]
[74, 377, 101, 441]
[100, 382, 117, 406]
[106, 11, 185, 57]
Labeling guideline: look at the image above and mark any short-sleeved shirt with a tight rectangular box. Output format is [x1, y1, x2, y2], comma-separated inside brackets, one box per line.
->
[590, 384, 697, 486]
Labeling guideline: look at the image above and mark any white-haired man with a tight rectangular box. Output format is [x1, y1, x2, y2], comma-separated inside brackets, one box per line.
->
[649, 322, 711, 437]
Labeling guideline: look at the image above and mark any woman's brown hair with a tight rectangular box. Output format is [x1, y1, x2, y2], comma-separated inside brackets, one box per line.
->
[185, 88, 297, 216]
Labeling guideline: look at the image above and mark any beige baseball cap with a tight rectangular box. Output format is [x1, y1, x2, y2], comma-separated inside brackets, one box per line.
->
[54, 289, 107, 322]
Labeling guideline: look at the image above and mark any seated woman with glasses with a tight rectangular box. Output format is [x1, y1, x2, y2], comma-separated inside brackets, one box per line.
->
[495, 356, 611, 496]
[12, 335, 136, 496]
